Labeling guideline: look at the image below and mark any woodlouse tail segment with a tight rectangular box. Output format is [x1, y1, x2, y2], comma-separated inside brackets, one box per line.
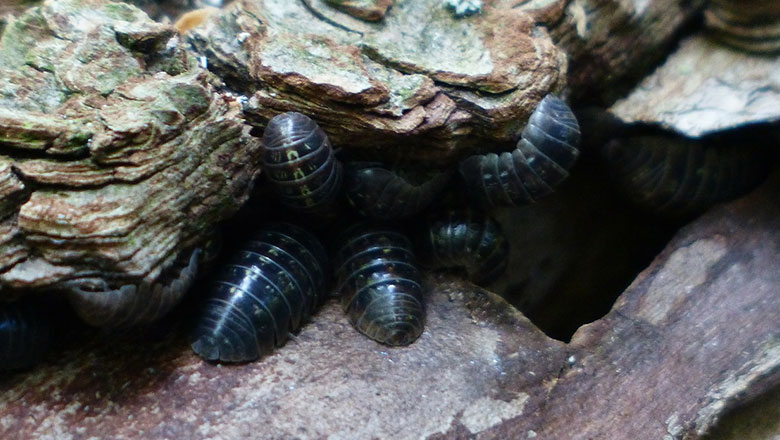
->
[335, 226, 425, 346]
[343, 162, 452, 220]
[418, 209, 509, 285]
[0, 298, 52, 371]
[260, 112, 344, 218]
[66, 247, 202, 328]
[459, 94, 581, 208]
[190, 223, 330, 363]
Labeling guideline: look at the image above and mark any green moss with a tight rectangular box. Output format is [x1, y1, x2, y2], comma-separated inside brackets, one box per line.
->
[66, 131, 93, 147]
[100, 2, 141, 23]
[0, 131, 48, 148]
[0, 9, 48, 68]
[164, 83, 210, 121]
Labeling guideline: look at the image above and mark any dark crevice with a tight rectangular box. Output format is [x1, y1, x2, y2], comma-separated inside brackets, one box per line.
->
[490, 152, 679, 342]
[0, 143, 91, 161]
[491, 116, 779, 343]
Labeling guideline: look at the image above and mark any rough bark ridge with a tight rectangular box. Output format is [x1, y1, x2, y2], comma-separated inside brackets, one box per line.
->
[0, 170, 777, 439]
[0, 0, 261, 297]
[187, 0, 568, 162]
[549, 0, 706, 104]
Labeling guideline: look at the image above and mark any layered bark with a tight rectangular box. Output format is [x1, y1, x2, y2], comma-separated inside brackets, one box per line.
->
[0, 1, 261, 309]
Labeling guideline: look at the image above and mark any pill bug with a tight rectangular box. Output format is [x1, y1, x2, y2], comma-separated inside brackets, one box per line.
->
[261, 112, 343, 215]
[344, 162, 452, 220]
[65, 247, 202, 328]
[600, 134, 774, 218]
[191, 223, 330, 363]
[459, 94, 581, 208]
[335, 226, 424, 346]
[704, 0, 780, 54]
[417, 209, 509, 285]
[0, 299, 52, 371]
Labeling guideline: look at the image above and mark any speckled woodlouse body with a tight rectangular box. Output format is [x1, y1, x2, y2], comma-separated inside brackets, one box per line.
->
[0, 299, 51, 371]
[601, 134, 773, 218]
[191, 223, 330, 362]
[261, 112, 343, 214]
[65, 247, 202, 328]
[459, 94, 581, 207]
[418, 209, 509, 285]
[335, 226, 424, 346]
[344, 162, 451, 220]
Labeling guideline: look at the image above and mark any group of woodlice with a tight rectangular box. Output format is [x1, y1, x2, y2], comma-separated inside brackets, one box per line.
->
[0, 94, 583, 367]
[4, 82, 772, 368]
[187, 93, 582, 363]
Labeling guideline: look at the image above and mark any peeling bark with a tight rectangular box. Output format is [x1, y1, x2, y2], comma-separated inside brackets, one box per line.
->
[609, 34, 780, 137]
[187, 0, 567, 162]
[0, 1, 261, 309]
[548, 0, 707, 104]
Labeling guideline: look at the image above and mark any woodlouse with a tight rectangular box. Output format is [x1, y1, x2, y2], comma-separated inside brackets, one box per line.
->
[191, 223, 330, 362]
[705, 0, 780, 54]
[66, 247, 202, 328]
[601, 134, 773, 217]
[418, 209, 509, 285]
[335, 226, 424, 346]
[344, 162, 452, 220]
[0, 299, 51, 371]
[459, 94, 581, 207]
[261, 112, 343, 214]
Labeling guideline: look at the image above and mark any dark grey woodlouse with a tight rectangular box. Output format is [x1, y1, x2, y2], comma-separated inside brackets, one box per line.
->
[705, 0, 780, 54]
[344, 162, 452, 220]
[66, 247, 202, 328]
[335, 226, 424, 346]
[459, 94, 581, 207]
[0, 299, 51, 371]
[601, 134, 773, 217]
[191, 223, 330, 362]
[418, 209, 508, 285]
[261, 112, 343, 214]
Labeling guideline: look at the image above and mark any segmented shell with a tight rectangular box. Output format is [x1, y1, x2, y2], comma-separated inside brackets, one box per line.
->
[459, 94, 581, 207]
[418, 209, 508, 285]
[191, 223, 330, 363]
[0, 299, 51, 371]
[705, 0, 780, 53]
[344, 162, 452, 220]
[601, 135, 773, 217]
[261, 112, 343, 214]
[66, 247, 201, 328]
[335, 226, 424, 346]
